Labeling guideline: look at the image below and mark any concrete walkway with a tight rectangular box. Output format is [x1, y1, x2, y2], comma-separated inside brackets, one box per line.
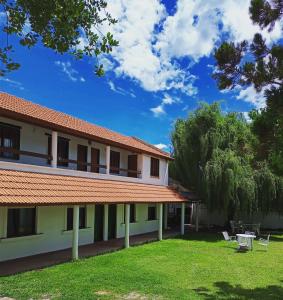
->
[0, 230, 179, 276]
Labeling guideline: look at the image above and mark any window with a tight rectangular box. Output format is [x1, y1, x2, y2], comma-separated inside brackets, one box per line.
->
[150, 157, 159, 177]
[47, 136, 69, 166]
[66, 207, 86, 230]
[110, 150, 120, 174]
[148, 204, 157, 221]
[7, 208, 36, 238]
[124, 204, 136, 223]
[0, 123, 20, 160]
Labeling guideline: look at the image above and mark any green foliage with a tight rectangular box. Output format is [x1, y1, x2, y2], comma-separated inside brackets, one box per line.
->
[214, 0, 282, 92]
[250, 87, 283, 175]
[171, 102, 283, 218]
[212, 0, 283, 213]
[0, 0, 119, 76]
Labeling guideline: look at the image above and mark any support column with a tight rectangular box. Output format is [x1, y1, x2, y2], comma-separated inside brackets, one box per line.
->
[125, 204, 130, 248]
[106, 145, 110, 175]
[196, 202, 199, 233]
[103, 204, 109, 241]
[51, 131, 58, 168]
[164, 204, 168, 230]
[72, 205, 79, 260]
[181, 202, 185, 235]
[158, 203, 163, 241]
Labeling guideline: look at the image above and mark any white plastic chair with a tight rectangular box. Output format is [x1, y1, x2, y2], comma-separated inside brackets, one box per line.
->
[222, 231, 237, 242]
[258, 234, 270, 251]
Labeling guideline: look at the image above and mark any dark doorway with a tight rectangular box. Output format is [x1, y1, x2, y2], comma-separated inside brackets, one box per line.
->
[77, 144, 88, 171]
[110, 150, 120, 174]
[108, 204, 117, 239]
[91, 148, 100, 173]
[127, 154, 138, 177]
[94, 205, 104, 242]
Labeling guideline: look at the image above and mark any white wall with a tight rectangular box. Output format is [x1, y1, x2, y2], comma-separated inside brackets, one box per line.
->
[0, 117, 169, 186]
[116, 204, 159, 238]
[0, 205, 94, 261]
[0, 203, 159, 262]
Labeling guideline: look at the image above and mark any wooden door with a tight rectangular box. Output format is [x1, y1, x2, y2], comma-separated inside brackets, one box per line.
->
[94, 205, 104, 241]
[91, 148, 100, 173]
[128, 154, 138, 177]
[77, 144, 88, 171]
[110, 150, 120, 174]
[108, 204, 117, 239]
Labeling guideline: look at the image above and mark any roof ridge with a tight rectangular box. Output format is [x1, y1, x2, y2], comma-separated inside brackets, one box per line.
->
[131, 136, 170, 156]
[0, 91, 129, 139]
[0, 92, 171, 159]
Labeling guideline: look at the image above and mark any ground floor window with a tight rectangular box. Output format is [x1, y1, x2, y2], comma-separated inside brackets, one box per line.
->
[66, 207, 86, 230]
[124, 204, 136, 223]
[148, 204, 157, 220]
[7, 207, 36, 238]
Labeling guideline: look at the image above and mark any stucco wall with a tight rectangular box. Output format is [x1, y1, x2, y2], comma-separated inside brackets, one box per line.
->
[116, 204, 160, 238]
[0, 204, 159, 262]
[0, 116, 169, 185]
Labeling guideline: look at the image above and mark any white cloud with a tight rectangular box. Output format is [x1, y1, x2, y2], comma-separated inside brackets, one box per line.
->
[150, 93, 180, 117]
[101, 0, 198, 95]
[99, 0, 282, 108]
[55, 61, 85, 82]
[236, 86, 267, 109]
[0, 77, 24, 90]
[150, 104, 165, 117]
[107, 80, 136, 98]
[154, 143, 169, 151]
[242, 112, 252, 123]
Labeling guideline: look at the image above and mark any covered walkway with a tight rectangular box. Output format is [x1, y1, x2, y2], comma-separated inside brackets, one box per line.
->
[0, 229, 179, 276]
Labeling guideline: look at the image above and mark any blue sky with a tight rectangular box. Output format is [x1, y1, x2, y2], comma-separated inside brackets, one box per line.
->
[0, 0, 282, 152]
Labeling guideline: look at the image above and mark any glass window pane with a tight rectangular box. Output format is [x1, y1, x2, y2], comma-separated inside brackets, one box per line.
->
[7, 208, 35, 237]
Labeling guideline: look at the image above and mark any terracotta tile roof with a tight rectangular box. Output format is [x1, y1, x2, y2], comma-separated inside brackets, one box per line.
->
[0, 92, 171, 159]
[0, 169, 185, 206]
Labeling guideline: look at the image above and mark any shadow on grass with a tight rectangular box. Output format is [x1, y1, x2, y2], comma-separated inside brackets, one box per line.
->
[173, 232, 221, 243]
[269, 235, 283, 242]
[194, 281, 283, 300]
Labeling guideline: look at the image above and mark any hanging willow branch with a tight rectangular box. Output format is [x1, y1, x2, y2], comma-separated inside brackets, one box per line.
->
[170, 102, 283, 218]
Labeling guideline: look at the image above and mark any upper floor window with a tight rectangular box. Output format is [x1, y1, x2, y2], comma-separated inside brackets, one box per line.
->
[47, 135, 69, 167]
[150, 157, 160, 177]
[110, 150, 120, 174]
[0, 122, 20, 160]
[66, 206, 86, 230]
[7, 207, 36, 238]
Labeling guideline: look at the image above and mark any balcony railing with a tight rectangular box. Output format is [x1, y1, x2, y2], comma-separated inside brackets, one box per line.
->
[0, 147, 141, 178]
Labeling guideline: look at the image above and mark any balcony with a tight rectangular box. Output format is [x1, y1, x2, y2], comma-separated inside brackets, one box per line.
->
[0, 146, 142, 180]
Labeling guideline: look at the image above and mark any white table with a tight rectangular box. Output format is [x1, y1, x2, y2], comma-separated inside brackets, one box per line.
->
[236, 234, 256, 250]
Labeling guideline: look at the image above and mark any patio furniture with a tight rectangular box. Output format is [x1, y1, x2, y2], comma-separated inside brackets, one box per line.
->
[245, 231, 256, 236]
[222, 231, 237, 242]
[243, 223, 261, 235]
[258, 234, 270, 251]
[237, 238, 249, 251]
[236, 233, 256, 250]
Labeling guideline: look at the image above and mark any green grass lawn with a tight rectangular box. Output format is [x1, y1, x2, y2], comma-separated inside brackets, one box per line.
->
[0, 233, 283, 300]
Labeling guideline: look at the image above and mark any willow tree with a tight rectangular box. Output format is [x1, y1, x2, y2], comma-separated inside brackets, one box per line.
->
[170, 102, 283, 219]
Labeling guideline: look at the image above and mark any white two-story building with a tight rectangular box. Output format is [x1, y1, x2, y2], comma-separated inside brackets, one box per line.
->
[0, 92, 186, 262]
